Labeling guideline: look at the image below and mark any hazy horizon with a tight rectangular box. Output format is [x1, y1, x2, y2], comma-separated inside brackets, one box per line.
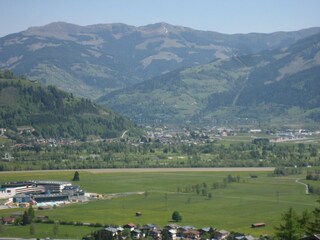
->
[1, 0, 320, 37]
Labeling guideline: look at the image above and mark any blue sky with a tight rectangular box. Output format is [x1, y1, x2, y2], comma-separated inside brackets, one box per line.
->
[1, 0, 320, 37]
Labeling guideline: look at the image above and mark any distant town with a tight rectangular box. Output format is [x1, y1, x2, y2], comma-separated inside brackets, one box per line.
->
[144, 126, 319, 145]
[1, 125, 319, 153]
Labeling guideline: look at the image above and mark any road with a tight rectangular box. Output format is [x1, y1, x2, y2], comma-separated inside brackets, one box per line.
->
[295, 178, 309, 194]
[121, 130, 128, 138]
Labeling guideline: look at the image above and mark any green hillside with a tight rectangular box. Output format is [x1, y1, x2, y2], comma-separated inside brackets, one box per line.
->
[99, 33, 320, 127]
[206, 33, 320, 126]
[98, 58, 252, 124]
[0, 71, 135, 139]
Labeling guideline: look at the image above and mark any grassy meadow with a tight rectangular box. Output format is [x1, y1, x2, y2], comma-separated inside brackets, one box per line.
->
[0, 169, 320, 238]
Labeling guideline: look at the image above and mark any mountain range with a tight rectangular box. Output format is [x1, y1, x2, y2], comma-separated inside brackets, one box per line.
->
[1, 22, 320, 127]
[98, 32, 320, 126]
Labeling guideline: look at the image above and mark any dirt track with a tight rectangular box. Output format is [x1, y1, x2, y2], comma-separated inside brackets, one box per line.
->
[0, 167, 275, 174]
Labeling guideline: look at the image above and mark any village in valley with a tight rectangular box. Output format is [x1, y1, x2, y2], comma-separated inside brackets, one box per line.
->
[1, 125, 319, 153]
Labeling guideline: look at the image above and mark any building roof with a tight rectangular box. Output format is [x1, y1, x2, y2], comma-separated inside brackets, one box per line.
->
[165, 223, 180, 229]
[145, 223, 156, 228]
[179, 225, 196, 231]
[201, 227, 213, 232]
[104, 227, 118, 233]
[245, 236, 256, 240]
[216, 229, 229, 235]
[31, 180, 71, 185]
[124, 223, 136, 228]
[63, 185, 80, 190]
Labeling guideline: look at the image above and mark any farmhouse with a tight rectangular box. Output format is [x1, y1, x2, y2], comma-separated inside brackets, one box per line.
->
[123, 223, 136, 231]
[131, 229, 143, 239]
[148, 229, 161, 239]
[96, 227, 124, 239]
[165, 223, 180, 229]
[167, 229, 177, 240]
[214, 229, 229, 240]
[181, 229, 200, 239]
[199, 227, 215, 235]
[104, 227, 119, 237]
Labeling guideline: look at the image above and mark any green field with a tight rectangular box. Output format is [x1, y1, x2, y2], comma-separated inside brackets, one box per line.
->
[0, 223, 100, 239]
[0, 169, 319, 238]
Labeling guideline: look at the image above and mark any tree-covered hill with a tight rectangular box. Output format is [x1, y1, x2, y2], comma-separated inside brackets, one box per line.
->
[0, 71, 135, 139]
[98, 32, 320, 127]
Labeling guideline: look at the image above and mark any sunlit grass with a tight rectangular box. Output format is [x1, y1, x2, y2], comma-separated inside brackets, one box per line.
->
[0, 170, 319, 237]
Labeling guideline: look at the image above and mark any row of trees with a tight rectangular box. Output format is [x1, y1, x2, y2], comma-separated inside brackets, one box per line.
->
[0, 139, 319, 171]
[308, 185, 320, 195]
[273, 167, 302, 176]
[176, 175, 241, 201]
[306, 170, 320, 181]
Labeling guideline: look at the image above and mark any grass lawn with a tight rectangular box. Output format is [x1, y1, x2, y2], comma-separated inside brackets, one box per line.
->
[0, 223, 100, 239]
[0, 170, 319, 238]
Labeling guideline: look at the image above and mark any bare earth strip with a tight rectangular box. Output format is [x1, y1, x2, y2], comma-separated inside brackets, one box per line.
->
[0, 167, 275, 174]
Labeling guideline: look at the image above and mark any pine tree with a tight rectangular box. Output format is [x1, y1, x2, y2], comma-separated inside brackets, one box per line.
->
[275, 207, 302, 240]
[72, 171, 80, 181]
[27, 205, 35, 222]
[308, 199, 320, 234]
[299, 209, 311, 234]
[22, 210, 30, 225]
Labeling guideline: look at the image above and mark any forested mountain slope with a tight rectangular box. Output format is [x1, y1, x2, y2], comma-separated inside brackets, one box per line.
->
[99, 32, 320, 126]
[0, 72, 134, 139]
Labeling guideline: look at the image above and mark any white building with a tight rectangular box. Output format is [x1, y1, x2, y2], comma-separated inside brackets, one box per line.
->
[0, 185, 44, 199]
